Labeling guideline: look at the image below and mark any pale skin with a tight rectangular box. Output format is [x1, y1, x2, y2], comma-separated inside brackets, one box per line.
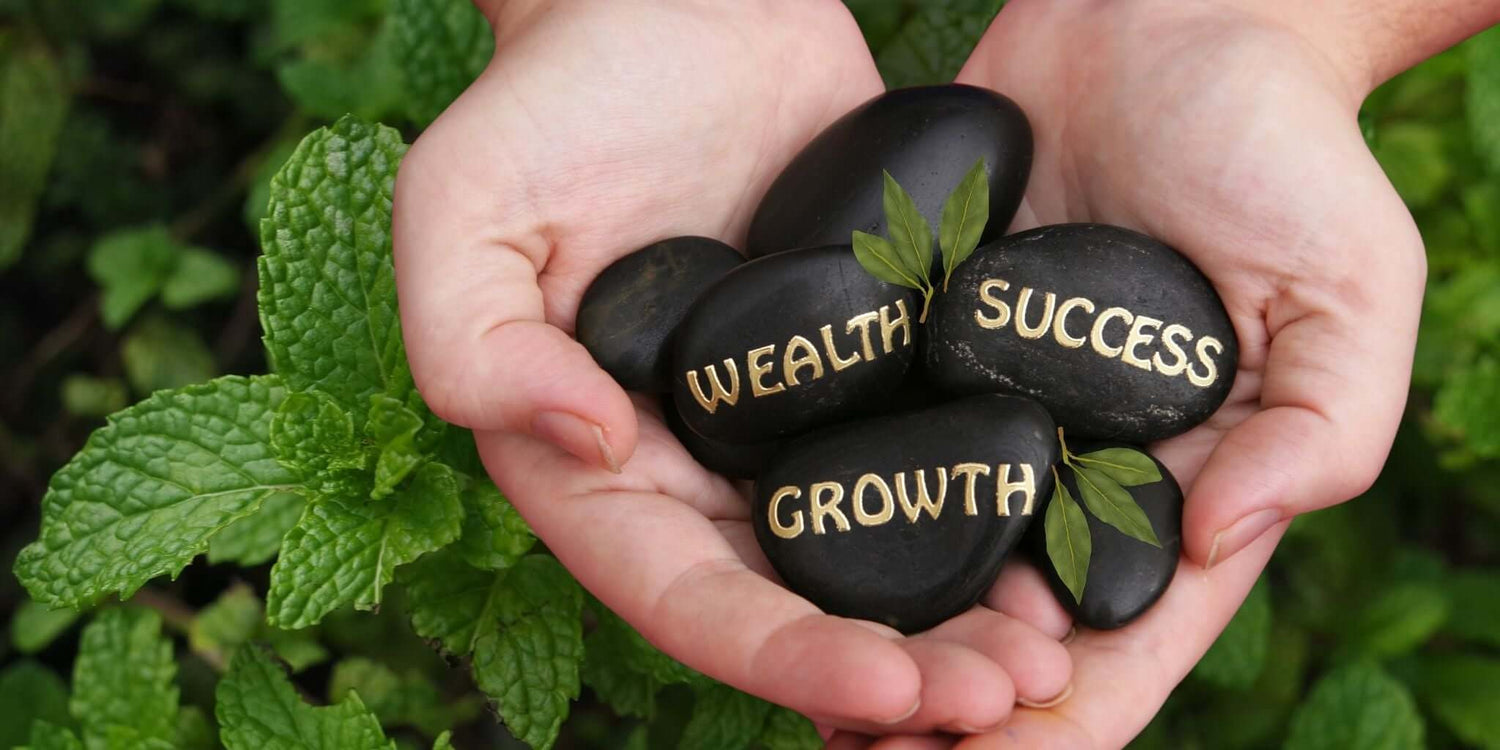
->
[393, 0, 1499, 744]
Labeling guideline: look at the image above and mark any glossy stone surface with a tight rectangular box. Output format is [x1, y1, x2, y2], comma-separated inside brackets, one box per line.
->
[672, 245, 919, 443]
[662, 398, 778, 480]
[576, 237, 744, 392]
[746, 85, 1032, 259]
[754, 394, 1059, 633]
[924, 224, 1238, 442]
[1031, 443, 1182, 629]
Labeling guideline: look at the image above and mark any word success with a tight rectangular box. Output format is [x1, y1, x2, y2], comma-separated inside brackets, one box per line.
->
[685, 298, 913, 414]
[973, 278, 1226, 387]
[768, 461, 1038, 540]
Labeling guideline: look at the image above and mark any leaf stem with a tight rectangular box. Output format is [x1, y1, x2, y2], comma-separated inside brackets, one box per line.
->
[919, 287, 932, 323]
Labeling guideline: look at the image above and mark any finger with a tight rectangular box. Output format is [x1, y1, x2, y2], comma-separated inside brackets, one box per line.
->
[889, 640, 1016, 735]
[983, 560, 1073, 640]
[393, 104, 637, 472]
[956, 524, 1285, 749]
[872, 736, 957, 750]
[918, 607, 1073, 707]
[478, 429, 921, 725]
[827, 733, 875, 750]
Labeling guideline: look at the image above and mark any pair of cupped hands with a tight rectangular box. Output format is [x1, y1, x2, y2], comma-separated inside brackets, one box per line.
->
[392, 0, 1426, 746]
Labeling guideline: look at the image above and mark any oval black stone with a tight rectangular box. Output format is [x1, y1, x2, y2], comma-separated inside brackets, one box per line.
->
[661, 398, 778, 480]
[753, 394, 1059, 634]
[1029, 443, 1182, 629]
[745, 84, 1032, 259]
[672, 245, 919, 443]
[576, 237, 744, 392]
[924, 224, 1238, 442]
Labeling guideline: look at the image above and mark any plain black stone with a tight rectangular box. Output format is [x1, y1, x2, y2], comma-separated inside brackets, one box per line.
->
[1028, 442, 1182, 629]
[745, 85, 1032, 259]
[672, 245, 919, 443]
[661, 398, 778, 480]
[753, 394, 1059, 633]
[576, 237, 744, 392]
[924, 224, 1238, 443]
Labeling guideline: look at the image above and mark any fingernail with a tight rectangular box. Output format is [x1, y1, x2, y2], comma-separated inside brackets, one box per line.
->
[1017, 682, 1073, 709]
[532, 411, 620, 473]
[952, 720, 1004, 734]
[876, 698, 921, 725]
[1061, 625, 1078, 645]
[1206, 509, 1281, 570]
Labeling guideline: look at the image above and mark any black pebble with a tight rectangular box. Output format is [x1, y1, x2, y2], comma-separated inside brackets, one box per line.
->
[746, 84, 1032, 259]
[661, 398, 778, 480]
[754, 394, 1059, 633]
[576, 236, 744, 392]
[924, 224, 1238, 443]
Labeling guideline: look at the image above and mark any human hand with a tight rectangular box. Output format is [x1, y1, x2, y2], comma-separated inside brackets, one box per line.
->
[392, 0, 1073, 734]
[830, 0, 1456, 745]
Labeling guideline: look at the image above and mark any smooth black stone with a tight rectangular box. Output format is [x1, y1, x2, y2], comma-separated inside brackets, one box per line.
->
[576, 237, 744, 392]
[662, 398, 778, 480]
[754, 394, 1059, 633]
[924, 224, 1238, 442]
[672, 245, 919, 443]
[1029, 443, 1182, 629]
[745, 84, 1032, 259]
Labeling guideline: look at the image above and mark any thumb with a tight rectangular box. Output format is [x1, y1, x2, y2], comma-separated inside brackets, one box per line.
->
[392, 124, 637, 472]
[1181, 215, 1424, 569]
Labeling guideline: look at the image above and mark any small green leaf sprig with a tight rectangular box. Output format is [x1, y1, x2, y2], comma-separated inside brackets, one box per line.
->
[1045, 429, 1165, 603]
[852, 157, 990, 322]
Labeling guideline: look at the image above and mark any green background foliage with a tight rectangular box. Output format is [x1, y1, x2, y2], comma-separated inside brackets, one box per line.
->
[0, 0, 1496, 747]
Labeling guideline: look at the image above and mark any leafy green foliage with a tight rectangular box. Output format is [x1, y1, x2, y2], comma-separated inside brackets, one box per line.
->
[1284, 662, 1424, 750]
[0, 661, 72, 749]
[86, 226, 239, 330]
[679, 684, 774, 750]
[391, 0, 493, 127]
[1411, 655, 1500, 749]
[71, 608, 179, 745]
[0, 31, 70, 269]
[217, 646, 395, 750]
[937, 157, 989, 289]
[10, 599, 81, 654]
[15, 376, 297, 609]
[874, 0, 1003, 88]
[328, 657, 482, 737]
[1468, 27, 1500, 173]
[121, 315, 218, 395]
[59, 376, 128, 419]
[1193, 577, 1271, 689]
[1044, 474, 1089, 603]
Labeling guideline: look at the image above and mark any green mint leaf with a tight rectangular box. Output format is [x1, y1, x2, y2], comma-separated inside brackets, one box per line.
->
[433, 731, 455, 750]
[367, 393, 432, 499]
[1044, 479, 1090, 604]
[329, 657, 481, 737]
[71, 608, 179, 746]
[874, 1, 1004, 89]
[1443, 570, 1500, 648]
[1343, 582, 1450, 659]
[161, 247, 241, 310]
[391, 0, 494, 127]
[265, 628, 332, 673]
[258, 116, 414, 415]
[217, 646, 395, 750]
[881, 170, 934, 284]
[20, 722, 83, 750]
[189, 584, 262, 664]
[0, 661, 71, 750]
[60, 376, 129, 419]
[14, 375, 298, 609]
[206, 491, 305, 566]
[86, 225, 179, 330]
[758, 707, 822, 750]
[0, 33, 69, 270]
[679, 683, 774, 750]
[271, 390, 363, 481]
[120, 315, 217, 396]
[1411, 654, 1500, 750]
[938, 157, 989, 290]
[580, 601, 696, 721]
[1072, 466, 1161, 547]
[1284, 662, 1423, 750]
[403, 552, 584, 750]
[1193, 576, 1270, 689]
[1468, 27, 1500, 174]
[852, 230, 922, 288]
[1433, 356, 1500, 456]
[471, 555, 585, 750]
[1371, 123, 1452, 209]
[267, 462, 463, 629]
[1072, 447, 1163, 486]
[10, 600, 81, 654]
[276, 22, 405, 122]
[455, 479, 536, 571]
[173, 707, 215, 750]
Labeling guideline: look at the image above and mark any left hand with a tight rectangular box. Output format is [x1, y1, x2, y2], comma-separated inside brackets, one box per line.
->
[832, 0, 1429, 744]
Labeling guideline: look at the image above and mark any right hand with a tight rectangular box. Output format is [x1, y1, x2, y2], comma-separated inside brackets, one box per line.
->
[392, 0, 1075, 735]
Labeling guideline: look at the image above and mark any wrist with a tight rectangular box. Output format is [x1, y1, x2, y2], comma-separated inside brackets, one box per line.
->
[1236, 0, 1500, 96]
